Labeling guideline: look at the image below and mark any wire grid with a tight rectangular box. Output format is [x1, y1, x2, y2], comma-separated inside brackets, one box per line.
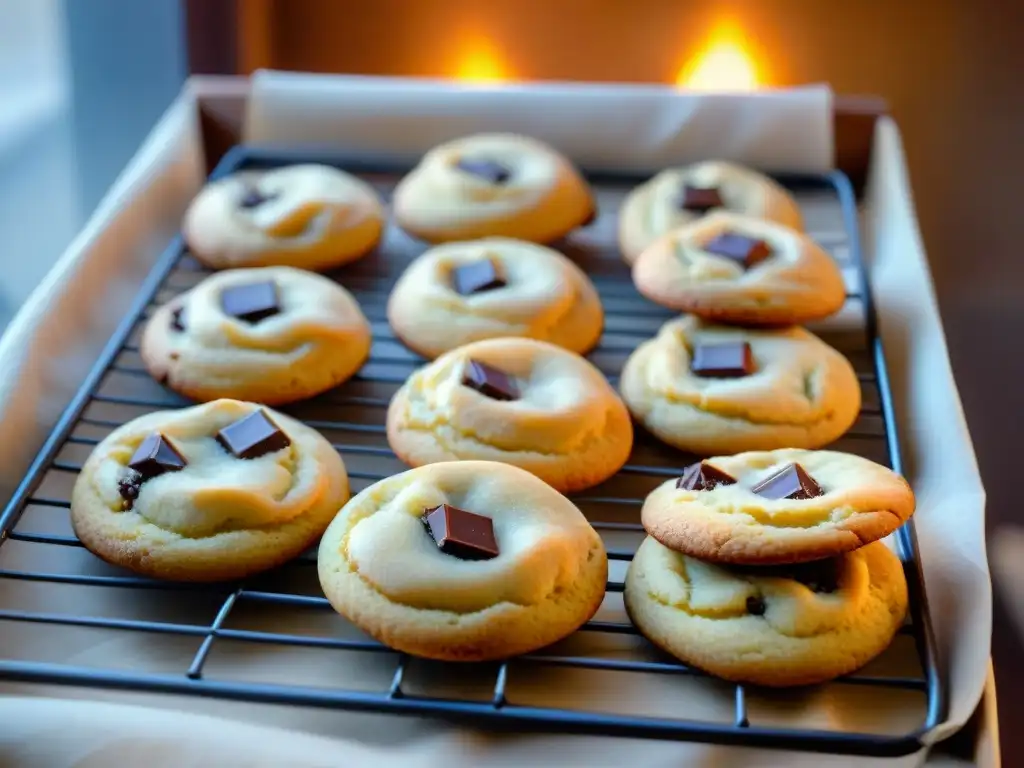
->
[0, 150, 943, 757]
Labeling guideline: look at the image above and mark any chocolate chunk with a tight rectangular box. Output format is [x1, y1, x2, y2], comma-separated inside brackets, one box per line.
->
[170, 306, 186, 332]
[239, 187, 277, 209]
[456, 158, 512, 184]
[704, 231, 772, 268]
[462, 360, 520, 401]
[677, 461, 737, 491]
[422, 504, 499, 560]
[128, 433, 187, 481]
[117, 470, 142, 510]
[451, 260, 506, 296]
[751, 463, 824, 500]
[221, 281, 280, 324]
[681, 185, 724, 213]
[746, 596, 766, 616]
[216, 409, 291, 459]
[691, 341, 755, 378]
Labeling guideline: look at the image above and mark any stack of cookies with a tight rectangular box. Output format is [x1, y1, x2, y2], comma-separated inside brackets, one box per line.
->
[624, 448, 916, 686]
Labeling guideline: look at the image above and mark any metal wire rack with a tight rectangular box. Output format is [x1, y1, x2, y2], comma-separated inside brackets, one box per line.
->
[0, 148, 944, 757]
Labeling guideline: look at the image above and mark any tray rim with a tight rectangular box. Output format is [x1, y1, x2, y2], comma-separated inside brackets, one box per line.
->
[0, 145, 947, 757]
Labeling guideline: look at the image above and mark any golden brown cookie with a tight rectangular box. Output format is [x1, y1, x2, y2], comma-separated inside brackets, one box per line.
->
[386, 338, 633, 492]
[183, 164, 385, 271]
[71, 399, 349, 581]
[618, 160, 804, 265]
[141, 267, 371, 405]
[392, 134, 595, 244]
[387, 237, 603, 359]
[317, 461, 608, 661]
[632, 211, 845, 326]
[641, 449, 915, 564]
[625, 537, 908, 686]
[619, 316, 861, 454]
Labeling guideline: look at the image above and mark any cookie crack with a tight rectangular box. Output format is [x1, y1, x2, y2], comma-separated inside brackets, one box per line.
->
[400, 392, 608, 458]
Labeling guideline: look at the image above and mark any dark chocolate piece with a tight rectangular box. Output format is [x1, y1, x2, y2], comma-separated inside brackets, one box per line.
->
[681, 185, 724, 213]
[128, 433, 187, 481]
[746, 596, 766, 616]
[422, 504, 499, 560]
[451, 260, 506, 296]
[455, 158, 512, 184]
[462, 360, 519, 401]
[118, 470, 142, 510]
[170, 306, 186, 332]
[221, 281, 280, 324]
[239, 187, 277, 209]
[703, 231, 772, 268]
[690, 341, 755, 378]
[751, 463, 824, 500]
[677, 461, 737, 491]
[216, 409, 291, 459]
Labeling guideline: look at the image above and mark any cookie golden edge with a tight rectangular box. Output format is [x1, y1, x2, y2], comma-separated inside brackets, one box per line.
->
[140, 300, 372, 406]
[385, 374, 634, 494]
[640, 450, 916, 565]
[317, 464, 608, 661]
[70, 407, 350, 582]
[619, 335, 862, 456]
[624, 537, 908, 687]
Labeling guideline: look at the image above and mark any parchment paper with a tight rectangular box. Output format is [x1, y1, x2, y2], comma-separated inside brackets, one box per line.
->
[0, 73, 991, 766]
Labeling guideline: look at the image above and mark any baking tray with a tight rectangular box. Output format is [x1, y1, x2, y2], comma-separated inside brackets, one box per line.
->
[0, 147, 945, 757]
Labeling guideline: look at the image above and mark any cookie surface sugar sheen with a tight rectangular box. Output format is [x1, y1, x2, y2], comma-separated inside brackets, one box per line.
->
[184, 164, 385, 270]
[387, 237, 603, 358]
[393, 134, 595, 244]
[318, 461, 608, 661]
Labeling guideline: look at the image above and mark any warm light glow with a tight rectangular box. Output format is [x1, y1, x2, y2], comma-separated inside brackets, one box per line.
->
[676, 21, 761, 91]
[454, 35, 508, 84]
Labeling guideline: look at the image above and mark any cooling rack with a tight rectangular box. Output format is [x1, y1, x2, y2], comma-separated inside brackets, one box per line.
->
[0, 148, 944, 757]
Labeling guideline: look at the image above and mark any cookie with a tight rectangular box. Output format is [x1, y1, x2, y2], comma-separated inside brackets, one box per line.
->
[641, 449, 916, 565]
[70, 399, 349, 582]
[317, 461, 607, 661]
[618, 160, 803, 265]
[141, 267, 371, 405]
[387, 237, 603, 359]
[631, 211, 845, 326]
[392, 134, 595, 244]
[619, 316, 861, 454]
[386, 338, 633, 493]
[183, 164, 385, 271]
[624, 536, 908, 686]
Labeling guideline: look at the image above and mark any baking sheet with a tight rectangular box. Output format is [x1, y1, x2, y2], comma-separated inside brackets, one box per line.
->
[0, 75, 991, 766]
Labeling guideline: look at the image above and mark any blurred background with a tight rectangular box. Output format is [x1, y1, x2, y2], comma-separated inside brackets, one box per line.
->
[1, 0, 1021, 759]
